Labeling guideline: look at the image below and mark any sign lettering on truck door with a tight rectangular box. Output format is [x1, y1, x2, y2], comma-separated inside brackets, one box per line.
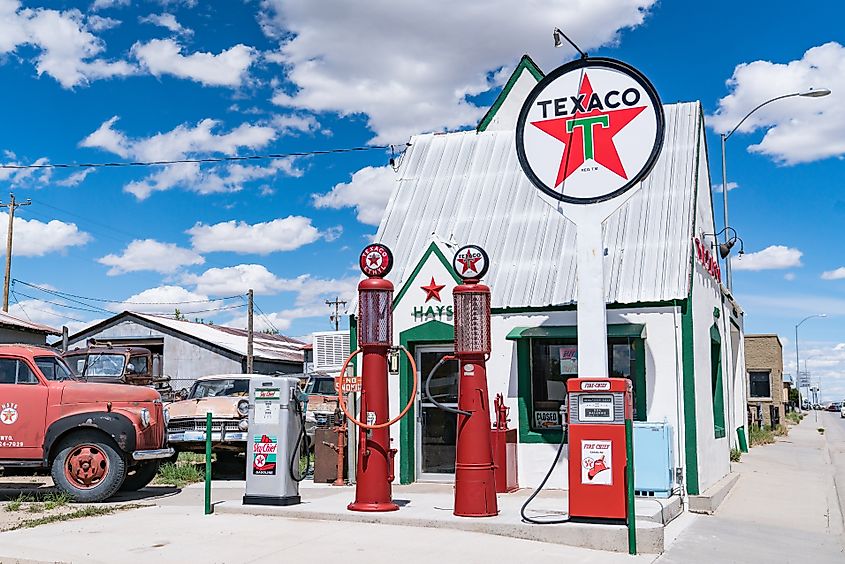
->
[0, 357, 48, 459]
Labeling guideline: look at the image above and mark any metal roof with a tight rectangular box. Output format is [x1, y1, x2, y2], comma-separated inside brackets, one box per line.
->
[376, 102, 703, 308]
[0, 310, 60, 335]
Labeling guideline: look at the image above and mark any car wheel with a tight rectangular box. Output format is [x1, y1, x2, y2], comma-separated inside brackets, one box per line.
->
[120, 461, 161, 492]
[51, 431, 127, 503]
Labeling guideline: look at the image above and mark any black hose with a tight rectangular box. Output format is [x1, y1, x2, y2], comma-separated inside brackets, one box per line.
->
[424, 356, 471, 417]
[289, 397, 311, 482]
[520, 417, 570, 525]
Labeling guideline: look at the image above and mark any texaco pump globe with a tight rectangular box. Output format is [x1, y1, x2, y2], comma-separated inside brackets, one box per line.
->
[453, 245, 489, 280]
[516, 58, 665, 204]
[359, 243, 393, 278]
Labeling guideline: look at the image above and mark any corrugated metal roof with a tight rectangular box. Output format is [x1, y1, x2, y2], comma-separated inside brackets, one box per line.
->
[0, 311, 60, 335]
[132, 313, 305, 363]
[376, 102, 701, 308]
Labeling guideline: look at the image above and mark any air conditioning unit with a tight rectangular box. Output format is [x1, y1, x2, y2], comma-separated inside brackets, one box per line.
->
[312, 331, 350, 373]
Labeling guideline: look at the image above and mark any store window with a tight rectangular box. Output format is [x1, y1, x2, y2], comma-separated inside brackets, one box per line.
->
[748, 371, 771, 398]
[528, 337, 641, 432]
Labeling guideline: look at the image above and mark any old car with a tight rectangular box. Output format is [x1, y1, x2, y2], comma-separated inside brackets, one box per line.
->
[63, 345, 174, 401]
[0, 345, 173, 502]
[304, 375, 339, 438]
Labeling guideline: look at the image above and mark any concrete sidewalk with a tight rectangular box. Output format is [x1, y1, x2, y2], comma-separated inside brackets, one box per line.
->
[658, 415, 845, 563]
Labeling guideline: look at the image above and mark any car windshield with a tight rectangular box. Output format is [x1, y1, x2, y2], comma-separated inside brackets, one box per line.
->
[189, 379, 249, 399]
[84, 354, 126, 378]
[306, 377, 337, 396]
[34, 356, 75, 381]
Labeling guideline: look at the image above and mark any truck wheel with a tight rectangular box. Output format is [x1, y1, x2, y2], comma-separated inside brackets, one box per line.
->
[51, 431, 127, 503]
[120, 461, 160, 492]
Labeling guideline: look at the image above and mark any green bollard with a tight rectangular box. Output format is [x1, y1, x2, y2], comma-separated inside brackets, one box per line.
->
[625, 419, 636, 555]
[205, 411, 213, 515]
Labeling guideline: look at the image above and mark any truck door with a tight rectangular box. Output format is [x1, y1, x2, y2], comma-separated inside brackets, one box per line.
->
[0, 357, 48, 460]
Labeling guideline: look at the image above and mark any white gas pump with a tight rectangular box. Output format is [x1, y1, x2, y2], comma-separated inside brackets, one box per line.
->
[243, 376, 306, 506]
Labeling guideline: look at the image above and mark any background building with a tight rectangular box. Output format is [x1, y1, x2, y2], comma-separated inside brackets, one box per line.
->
[744, 334, 785, 428]
[0, 311, 59, 345]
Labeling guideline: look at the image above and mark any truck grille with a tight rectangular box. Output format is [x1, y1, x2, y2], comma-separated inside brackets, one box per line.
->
[169, 418, 242, 433]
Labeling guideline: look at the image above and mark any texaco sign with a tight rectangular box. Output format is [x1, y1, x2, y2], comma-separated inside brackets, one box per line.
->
[453, 245, 489, 281]
[359, 243, 393, 278]
[516, 58, 665, 204]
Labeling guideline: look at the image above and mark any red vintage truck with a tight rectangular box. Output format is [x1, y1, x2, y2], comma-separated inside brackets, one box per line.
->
[0, 345, 173, 502]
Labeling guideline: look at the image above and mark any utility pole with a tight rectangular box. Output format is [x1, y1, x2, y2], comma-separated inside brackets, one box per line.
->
[247, 288, 254, 373]
[1, 193, 31, 312]
[325, 296, 347, 331]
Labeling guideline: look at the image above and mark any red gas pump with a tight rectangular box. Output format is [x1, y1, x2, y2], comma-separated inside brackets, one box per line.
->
[337, 244, 417, 512]
[566, 377, 633, 522]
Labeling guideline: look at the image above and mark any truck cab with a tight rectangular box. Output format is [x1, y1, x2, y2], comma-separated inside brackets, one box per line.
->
[0, 345, 174, 502]
[62, 345, 174, 401]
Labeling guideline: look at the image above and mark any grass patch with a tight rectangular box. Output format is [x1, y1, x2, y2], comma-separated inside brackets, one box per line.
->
[730, 447, 742, 462]
[153, 462, 204, 488]
[8, 504, 144, 531]
[786, 411, 803, 425]
[749, 425, 775, 446]
[43, 491, 72, 511]
[4, 494, 34, 512]
[178, 452, 206, 464]
[773, 424, 789, 437]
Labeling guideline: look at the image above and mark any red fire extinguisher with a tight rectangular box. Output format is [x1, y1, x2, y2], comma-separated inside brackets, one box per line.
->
[337, 243, 417, 512]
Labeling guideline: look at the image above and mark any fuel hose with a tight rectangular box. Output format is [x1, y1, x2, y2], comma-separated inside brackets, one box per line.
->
[423, 356, 471, 417]
[520, 406, 570, 524]
[289, 395, 311, 482]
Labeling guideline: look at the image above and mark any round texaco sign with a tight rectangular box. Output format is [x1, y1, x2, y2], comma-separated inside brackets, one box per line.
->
[453, 245, 489, 280]
[359, 244, 393, 278]
[516, 57, 665, 204]
[0, 403, 18, 425]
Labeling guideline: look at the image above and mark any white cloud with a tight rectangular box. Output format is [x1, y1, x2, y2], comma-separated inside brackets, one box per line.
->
[55, 168, 96, 187]
[710, 42, 842, 165]
[139, 13, 192, 37]
[732, 245, 802, 271]
[0, 154, 52, 187]
[821, 267, 845, 281]
[260, 0, 657, 143]
[712, 182, 738, 193]
[131, 38, 255, 87]
[781, 341, 845, 403]
[271, 114, 320, 135]
[313, 165, 397, 226]
[784, 272, 796, 281]
[188, 216, 326, 254]
[183, 264, 286, 296]
[91, 0, 130, 10]
[97, 239, 204, 276]
[0, 212, 91, 257]
[111, 285, 221, 315]
[87, 15, 121, 31]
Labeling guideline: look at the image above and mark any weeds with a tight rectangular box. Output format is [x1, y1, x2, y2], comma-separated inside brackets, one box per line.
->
[773, 424, 789, 437]
[730, 447, 742, 462]
[749, 425, 775, 446]
[4, 494, 33, 512]
[153, 462, 204, 487]
[786, 411, 803, 425]
[43, 491, 71, 511]
[8, 504, 144, 531]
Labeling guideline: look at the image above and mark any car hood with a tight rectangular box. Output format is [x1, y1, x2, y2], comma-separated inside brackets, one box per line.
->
[60, 382, 160, 404]
[168, 397, 241, 419]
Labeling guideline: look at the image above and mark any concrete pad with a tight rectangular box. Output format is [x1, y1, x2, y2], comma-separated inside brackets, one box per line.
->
[688, 473, 739, 514]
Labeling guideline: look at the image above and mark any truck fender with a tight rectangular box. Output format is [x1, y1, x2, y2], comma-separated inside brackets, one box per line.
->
[43, 412, 137, 462]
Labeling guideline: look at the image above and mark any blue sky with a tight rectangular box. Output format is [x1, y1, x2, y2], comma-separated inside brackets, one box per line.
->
[2, 1, 844, 399]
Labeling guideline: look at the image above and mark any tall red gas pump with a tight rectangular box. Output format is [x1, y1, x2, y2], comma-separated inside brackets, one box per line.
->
[425, 245, 498, 517]
[566, 377, 633, 522]
[337, 244, 417, 512]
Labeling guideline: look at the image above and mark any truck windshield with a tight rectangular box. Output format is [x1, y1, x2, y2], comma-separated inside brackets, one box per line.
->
[306, 378, 337, 396]
[34, 356, 75, 381]
[85, 354, 126, 378]
[189, 379, 249, 399]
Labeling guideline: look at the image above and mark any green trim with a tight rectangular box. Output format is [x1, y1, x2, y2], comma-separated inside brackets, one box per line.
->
[398, 320, 454, 484]
[492, 300, 676, 315]
[515, 338, 563, 444]
[477, 54, 544, 132]
[348, 314, 358, 374]
[680, 297, 699, 495]
[711, 323, 726, 439]
[393, 242, 461, 310]
[506, 324, 645, 340]
[736, 427, 748, 453]
[633, 338, 647, 422]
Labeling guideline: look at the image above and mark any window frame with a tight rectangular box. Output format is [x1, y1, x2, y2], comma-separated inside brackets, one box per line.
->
[748, 371, 772, 399]
[0, 357, 42, 386]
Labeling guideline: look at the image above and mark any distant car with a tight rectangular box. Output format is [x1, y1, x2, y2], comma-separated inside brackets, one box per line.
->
[828, 402, 842, 413]
[840, 404, 845, 418]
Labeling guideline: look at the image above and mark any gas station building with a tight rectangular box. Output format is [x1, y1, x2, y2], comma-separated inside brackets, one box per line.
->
[351, 56, 747, 498]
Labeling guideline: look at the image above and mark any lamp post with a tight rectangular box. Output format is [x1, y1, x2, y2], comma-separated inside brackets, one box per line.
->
[719, 88, 830, 291]
[795, 314, 827, 411]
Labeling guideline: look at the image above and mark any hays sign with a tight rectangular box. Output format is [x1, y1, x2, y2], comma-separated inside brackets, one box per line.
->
[693, 237, 721, 281]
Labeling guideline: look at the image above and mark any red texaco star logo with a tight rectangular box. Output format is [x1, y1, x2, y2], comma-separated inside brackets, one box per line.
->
[456, 253, 481, 275]
[420, 277, 445, 302]
[367, 253, 381, 267]
[530, 72, 646, 187]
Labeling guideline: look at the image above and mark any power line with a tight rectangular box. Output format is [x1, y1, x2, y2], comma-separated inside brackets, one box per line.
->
[252, 299, 279, 334]
[13, 289, 246, 317]
[13, 279, 244, 305]
[0, 145, 402, 170]
[12, 291, 113, 314]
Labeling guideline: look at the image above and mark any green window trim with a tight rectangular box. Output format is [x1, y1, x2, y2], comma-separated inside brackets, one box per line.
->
[511, 324, 647, 444]
[711, 323, 726, 439]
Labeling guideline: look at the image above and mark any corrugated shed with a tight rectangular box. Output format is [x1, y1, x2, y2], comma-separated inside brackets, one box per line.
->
[376, 102, 701, 308]
[0, 310, 60, 335]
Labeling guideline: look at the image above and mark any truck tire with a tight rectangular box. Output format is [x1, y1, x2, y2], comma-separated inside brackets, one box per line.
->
[51, 431, 127, 503]
[120, 461, 160, 492]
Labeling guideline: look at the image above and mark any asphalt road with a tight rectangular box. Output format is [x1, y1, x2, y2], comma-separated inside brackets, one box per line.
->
[821, 410, 845, 534]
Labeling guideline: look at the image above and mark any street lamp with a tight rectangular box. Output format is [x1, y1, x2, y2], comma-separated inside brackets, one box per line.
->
[719, 88, 831, 291]
[795, 314, 827, 410]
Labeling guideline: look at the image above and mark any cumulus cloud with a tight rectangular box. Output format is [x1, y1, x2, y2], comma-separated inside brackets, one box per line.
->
[97, 239, 205, 276]
[0, 212, 91, 257]
[271, 114, 321, 135]
[131, 38, 255, 87]
[183, 264, 286, 296]
[710, 42, 842, 165]
[55, 168, 96, 187]
[0, 154, 52, 187]
[91, 0, 130, 10]
[188, 216, 329, 254]
[260, 0, 657, 143]
[139, 13, 192, 37]
[87, 15, 121, 31]
[712, 182, 738, 193]
[313, 165, 397, 226]
[821, 267, 845, 281]
[111, 285, 222, 315]
[732, 245, 803, 271]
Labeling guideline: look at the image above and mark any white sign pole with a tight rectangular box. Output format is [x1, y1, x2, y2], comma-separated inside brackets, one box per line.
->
[573, 214, 609, 377]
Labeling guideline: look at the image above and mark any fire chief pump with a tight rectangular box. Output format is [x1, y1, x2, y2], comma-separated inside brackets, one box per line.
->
[337, 243, 417, 512]
[424, 244, 498, 517]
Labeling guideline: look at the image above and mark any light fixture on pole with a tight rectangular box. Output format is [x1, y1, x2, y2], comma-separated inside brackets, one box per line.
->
[795, 313, 827, 411]
[718, 88, 830, 291]
[552, 27, 588, 59]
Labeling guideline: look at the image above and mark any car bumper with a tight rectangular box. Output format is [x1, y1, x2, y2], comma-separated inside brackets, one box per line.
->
[167, 431, 248, 443]
[132, 448, 176, 461]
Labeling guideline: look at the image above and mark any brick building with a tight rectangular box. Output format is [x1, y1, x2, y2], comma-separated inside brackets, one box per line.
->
[744, 334, 785, 428]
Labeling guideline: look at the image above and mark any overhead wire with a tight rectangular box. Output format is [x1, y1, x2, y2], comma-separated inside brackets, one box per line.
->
[10, 291, 87, 324]
[252, 299, 280, 334]
[13, 279, 244, 305]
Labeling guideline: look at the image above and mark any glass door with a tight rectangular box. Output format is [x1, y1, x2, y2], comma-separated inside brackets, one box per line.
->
[415, 345, 458, 481]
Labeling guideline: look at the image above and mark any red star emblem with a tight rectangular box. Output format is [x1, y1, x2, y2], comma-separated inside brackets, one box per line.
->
[456, 254, 481, 276]
[367, 253, 381, 267]
[1, 410, 14, 423]
[420, 277, 445, 302]
[530, 72, 646, 188]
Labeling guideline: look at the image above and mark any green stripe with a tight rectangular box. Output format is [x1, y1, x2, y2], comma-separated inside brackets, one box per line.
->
[477, 54, 544, 132]
[681, 297, 699, 495]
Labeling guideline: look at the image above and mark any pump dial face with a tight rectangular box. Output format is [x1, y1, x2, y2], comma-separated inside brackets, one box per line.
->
[359, 244, 393, 278]
[453, 245, 489, 280]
